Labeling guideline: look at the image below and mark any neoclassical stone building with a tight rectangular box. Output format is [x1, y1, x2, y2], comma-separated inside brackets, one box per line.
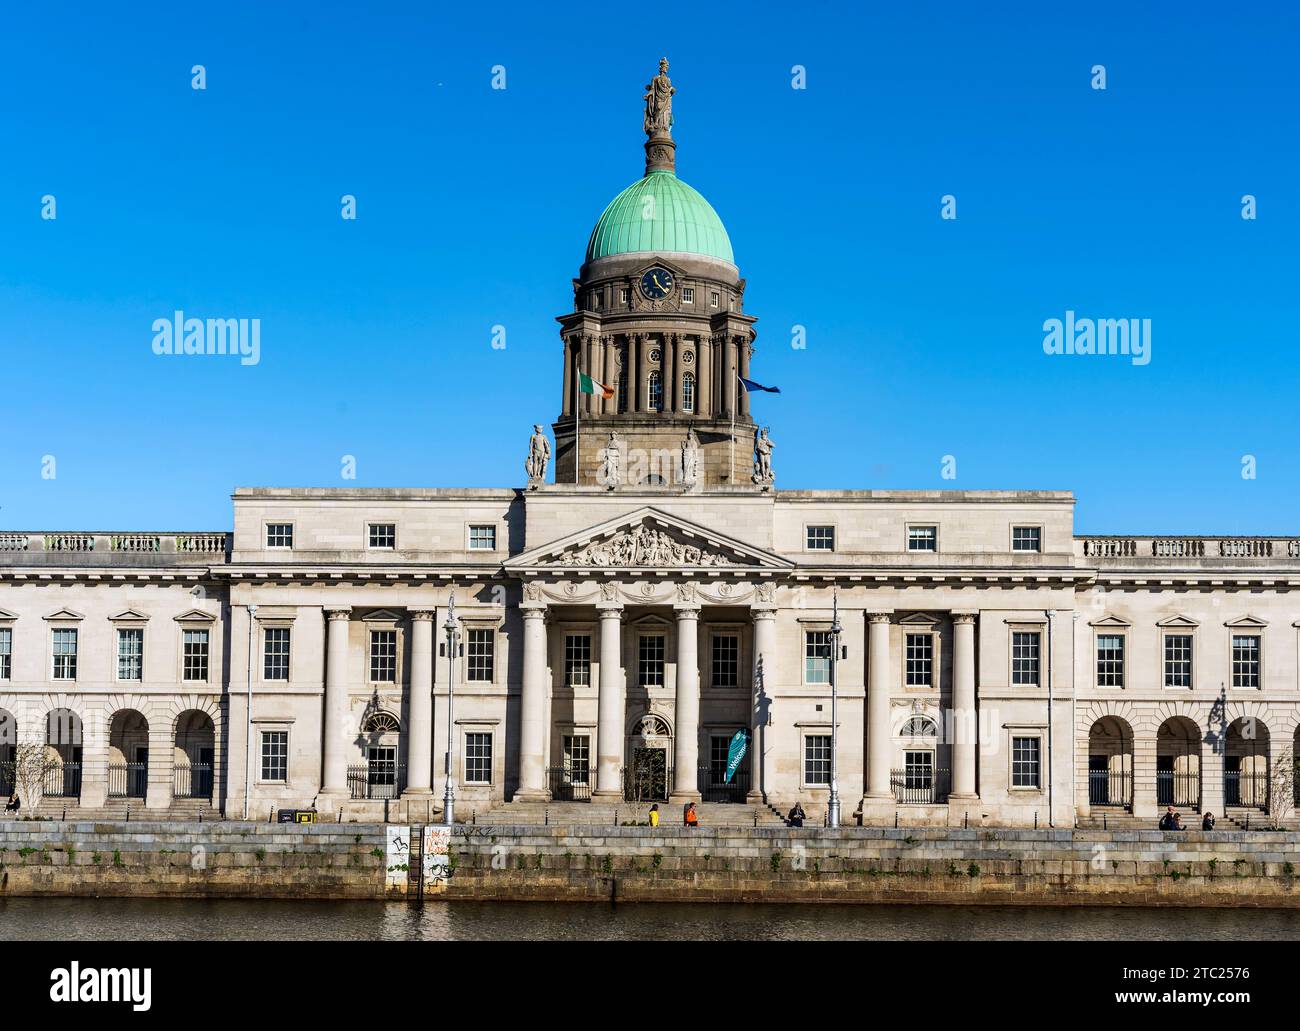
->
[1, 64, 1296, 827]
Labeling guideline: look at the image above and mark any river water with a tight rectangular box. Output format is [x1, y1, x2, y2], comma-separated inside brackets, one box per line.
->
[3, 898, 1298, 940]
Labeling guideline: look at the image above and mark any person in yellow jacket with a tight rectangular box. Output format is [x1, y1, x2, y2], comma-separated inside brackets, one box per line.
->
[648, 803, 660, 827]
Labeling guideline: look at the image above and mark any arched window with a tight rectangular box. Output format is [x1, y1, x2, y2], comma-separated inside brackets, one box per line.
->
[682, 372, 695, 412]
[900, 716, 937, 738]
[648, 370, 663, 411]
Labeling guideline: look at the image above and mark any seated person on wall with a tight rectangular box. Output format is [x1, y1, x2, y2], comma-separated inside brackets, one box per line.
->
[684, 802, 699, 828]
[1202, 811, 1216, 831]
[1158, 806, 1184, 831]
[787, 801, 805, 828]
[4, 793, 18, 814]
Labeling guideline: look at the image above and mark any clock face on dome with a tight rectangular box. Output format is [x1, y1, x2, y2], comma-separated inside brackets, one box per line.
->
[639, 266, 675, 300]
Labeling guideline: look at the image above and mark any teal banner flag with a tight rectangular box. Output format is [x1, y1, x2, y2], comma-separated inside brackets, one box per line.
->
[724, 730, 749, 784]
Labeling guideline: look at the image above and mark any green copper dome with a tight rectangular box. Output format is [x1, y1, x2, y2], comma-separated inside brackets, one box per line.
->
[585, 170, 734, 264]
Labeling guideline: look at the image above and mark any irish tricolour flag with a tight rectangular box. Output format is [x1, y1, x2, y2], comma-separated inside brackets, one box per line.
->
[579, 372, 614, 401]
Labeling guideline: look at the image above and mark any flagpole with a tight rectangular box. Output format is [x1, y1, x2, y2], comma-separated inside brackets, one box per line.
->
[730, 373, 737, 483]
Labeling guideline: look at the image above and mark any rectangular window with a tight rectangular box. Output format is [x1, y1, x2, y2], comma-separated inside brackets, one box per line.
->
[466, 629, 495, 682]
[0, 627, 10, 680]
[116, 627, 143, 681]
[260, 731, 288, 781]
[1096, 634, 1125, 688]
[711, 634, 739, 687]
[904, 750, 934, 790]
[682, 287, 694, 303]
[1011, 631, 1040, 686]
[709, 735, 731, 783]
[263, 627, 291, 681]
[905, 632, 933, 687]
[1011, 736, 1041, 788]
[619, 288, 630, 304]
[564, 634, 591, 687]
[805, 630, 831, 684]
[1231, 634, 1261, 688]
[710, 291, 720, 307]
[1012, 526, 1042, 553]
[369, 630, 397, 682]
[52, 628, 78, 680]
[907, 525, 938, 552]
[182, 629, 209, 682]
[465, 732, 492, 784]
[265, 523, 293, 549]
[639, 634, 665, 687]
[468, 525, 497, 551]
[1164, 634, 1193, 688]
[804, 735, 831, 786]
[806, 525, 835, 551]
[368, 523, 396, 549]
[562, 735, 590, 784]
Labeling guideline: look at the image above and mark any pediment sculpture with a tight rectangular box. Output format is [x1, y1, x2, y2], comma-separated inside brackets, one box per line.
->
[555, 524, 743, 567]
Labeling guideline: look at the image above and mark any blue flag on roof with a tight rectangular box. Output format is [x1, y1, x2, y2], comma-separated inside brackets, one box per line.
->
[738, 376, 780, 394]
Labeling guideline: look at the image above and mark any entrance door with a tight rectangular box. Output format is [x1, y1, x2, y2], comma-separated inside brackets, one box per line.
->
[198, 747, 215, 797]
[130, 746, 148, 798]
[1088, 754, 1109, 805]
[627, 747, 668, 801]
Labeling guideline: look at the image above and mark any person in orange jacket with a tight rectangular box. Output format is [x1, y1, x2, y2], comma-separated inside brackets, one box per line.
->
[684, 801, 699, 827]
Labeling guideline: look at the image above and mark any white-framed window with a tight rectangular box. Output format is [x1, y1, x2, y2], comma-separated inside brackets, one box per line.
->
[648, 371, 663, 411]
[260, 730, 288, 782]
[712, 633, 739, 687]
[907, 525, 938, 552]
[806, 525, 835, 551]
[369, 630, 397, 683]
[904, 749, 935, 790]
[1011, 630, 1040, 686]
[116, 627, 144, 681]
[265, 523, 294, 549]
[804, 735, 831, 786]
[1231, 634, 1262, 688]
[51, 628, 78, 680]
[464, 732, 492, 784]
[564, 634, 591, 687]
[1011, 736, 1041, 788]
[263, 627, 291, 681]
[682, 287, 695, 303]
[466, 629, 494, 682]
[1012, 526, 1042, 553]
[1164, 633, 1193, 688]
[619, 287, 630, 304]
[368, 523, 396, 549]
[0, 627, 10, 680]
[468, 524, 497, 551]
[682, 372, 695, 412]
[905, 632, 933, 687]
[182, 629, 209, 682]
[710, 291, 720, 307]
[1096, 634, 1125, 688]
[804, 630, 831, 684]
[639, 634, 665, 687]
[562, 734, 590, 783]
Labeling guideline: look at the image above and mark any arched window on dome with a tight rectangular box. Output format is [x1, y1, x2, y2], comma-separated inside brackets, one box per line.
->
[648, 371, 663, 412]
[682, 372, 695, 413]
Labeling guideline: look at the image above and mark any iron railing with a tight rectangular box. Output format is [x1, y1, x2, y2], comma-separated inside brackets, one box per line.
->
[891, 767, 950, 804]
[1088, 769, 1132, 808]
[43, 762, 82, 799]
[1224, 770, 1269, 810]
[698, 765, 750, 803]
[622, 762, 670, 803]
[548, 764, 591, 801]
[0, 761, 13, 797]
[174, 762, 214, 800]
[107, 762, 148, 799]
[1156, 770, 1200, 809]
[347, 761, 405, 800]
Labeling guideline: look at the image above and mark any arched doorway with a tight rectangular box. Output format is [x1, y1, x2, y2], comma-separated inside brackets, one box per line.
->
[625, 714, 672, 802]
[353, 711, 402, 800]
[108, 709, 149, 799]
[1156, 716, 1201, 810]
[0, 709, 15, 797]
[174, 710, 216, 800]
[45, 708, 83, 799]
[894, 715, 941, 803]
[1087, 716, 1133, 809]
[1225, 717, 1270, 810]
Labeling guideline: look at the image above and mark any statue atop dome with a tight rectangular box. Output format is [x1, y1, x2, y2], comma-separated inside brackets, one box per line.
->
[642, 58, 677, 175]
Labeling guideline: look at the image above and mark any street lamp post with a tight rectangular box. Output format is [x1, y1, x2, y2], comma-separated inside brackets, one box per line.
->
[828, 591, 842, 829]
[442, 594, 461, 826]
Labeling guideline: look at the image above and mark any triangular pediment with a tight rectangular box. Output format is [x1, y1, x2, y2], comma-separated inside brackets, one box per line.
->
[1089, 614, 1132, 628]
[1225, 615, 1268, 628]
[1156, 614, 1199, 628]
[0, 608, 17, 622]
[361, 609, 402, 622]
[898, 612, 940, 626]
[505, 507, 793, 573]
[42, 607, 84, 622]
[109, 607, 151, 623]
[174, 608, 217, 623]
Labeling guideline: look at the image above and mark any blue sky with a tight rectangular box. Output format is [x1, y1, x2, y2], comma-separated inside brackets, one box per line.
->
[2, 1, 1297, 533]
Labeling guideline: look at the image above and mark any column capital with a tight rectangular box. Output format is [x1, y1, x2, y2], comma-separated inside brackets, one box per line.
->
[952, 612, 978, 626]
[410, 609, 436, 622]
[866, 611, 893, 624]
[596, 602, 625, 617]
[751, 606, 778, 623]
[673, 605, 701, 619]
[520, 603, 548, 620]
[324, 606, 352, 621]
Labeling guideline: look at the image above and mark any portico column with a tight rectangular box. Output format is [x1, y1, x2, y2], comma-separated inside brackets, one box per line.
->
[950, 612, 978, 800]
[631, 334, 642, 412]
[738, 335, 752, 418]
[318, 606, 352, 802]
[561, 338, 573, 417]
[864, 612, 893, 800]
[403, 610, 435, 796]
[593, 604, 625, 799]
[602, 335, 616, 415]
[748, 606, 777, 803]
[698, 335, 712, 417]
[666, 332, 677, 413]
[670, 605, 701, 802]
[516, 602, 550, 801]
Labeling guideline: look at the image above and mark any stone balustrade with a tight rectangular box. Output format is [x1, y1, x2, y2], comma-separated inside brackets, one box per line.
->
[1078, 536, 1300, 563]
[0, 532, 230, 564]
